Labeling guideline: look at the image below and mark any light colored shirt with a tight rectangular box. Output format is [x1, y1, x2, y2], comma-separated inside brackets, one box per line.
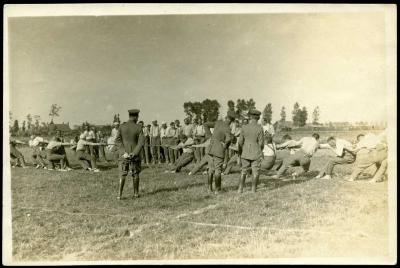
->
[46, 141, 63, 150]
[175, 126, 183, 138]
[298, 137, 320, 156]
[263, 143, 277, 157]
[166, 127, 177, 138]
[194, 125, 205, 137]
[230, 121, 238, 135]
[76, 139, 91, 151]
[29, 137, 44, 147]
[111, 128, 119, 138]
[176, 137, 195, 154]
[356, 132, 386, 150]
[87, 130, 96, 141]
[262, 123, 275, 136]
[279, 137, 318, 156]
[320, 139, 353, 156]
[150, 125, 161, 137]
[182, 124, 194, 137]
[160, 127, 168, 139]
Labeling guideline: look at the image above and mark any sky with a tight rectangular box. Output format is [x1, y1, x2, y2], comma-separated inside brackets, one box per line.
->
[7, 12, 388, 127]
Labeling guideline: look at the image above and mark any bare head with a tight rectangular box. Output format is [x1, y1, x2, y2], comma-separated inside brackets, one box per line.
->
[357, 133, 365, 142]
[312, 133, 320, 141]
[327, 136, 336, 147]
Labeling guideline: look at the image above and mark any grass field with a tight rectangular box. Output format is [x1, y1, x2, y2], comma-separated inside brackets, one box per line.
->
[9, 131, 390, 262]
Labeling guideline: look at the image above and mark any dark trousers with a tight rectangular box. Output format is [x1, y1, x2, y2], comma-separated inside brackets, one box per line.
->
[171, 152, 194, 172]
[319, 152, 355, 176]
[77, 150, 97, 169]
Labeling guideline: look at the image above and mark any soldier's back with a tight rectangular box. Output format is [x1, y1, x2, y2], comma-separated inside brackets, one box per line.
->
[241, 122, 263, 160]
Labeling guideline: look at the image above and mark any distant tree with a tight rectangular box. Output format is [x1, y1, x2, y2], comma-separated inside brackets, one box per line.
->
[49, 104, 62, 123]
[22, 120, 26, 132]
[299, 106, 308, 127]
[262, 103, 273, 124]
[26, 114, 33, 130]
[280, 106, 286, 122]
[183, 101, 203, 121]
[312, 106, 320, 125]
[34, 115, 40, 130]
[202, 99, 220, 122]
[292, 102, 301, 127]
[236, 98, 257, 119]
[12, 120, 19, 134]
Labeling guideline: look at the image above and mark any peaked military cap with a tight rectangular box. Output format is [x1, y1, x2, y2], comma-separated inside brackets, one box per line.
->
[248, 109, 261, 116]
[128, 109, 140, 115]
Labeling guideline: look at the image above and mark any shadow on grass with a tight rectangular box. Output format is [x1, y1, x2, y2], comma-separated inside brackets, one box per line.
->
[145, 182, 206, 196]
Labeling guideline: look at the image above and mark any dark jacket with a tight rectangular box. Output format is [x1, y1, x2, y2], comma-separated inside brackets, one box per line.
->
[116, 120, 145, 159]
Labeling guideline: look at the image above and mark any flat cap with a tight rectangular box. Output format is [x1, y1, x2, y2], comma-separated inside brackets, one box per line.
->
[248, 109, 261, 116]
[227, 110, 237, 119]
[128, 109, 140, 115]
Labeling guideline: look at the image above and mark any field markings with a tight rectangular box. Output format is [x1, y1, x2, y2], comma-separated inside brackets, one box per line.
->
[15, 206, 136, 219]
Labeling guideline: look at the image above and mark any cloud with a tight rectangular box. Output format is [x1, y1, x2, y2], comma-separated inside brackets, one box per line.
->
[106, 104, 114, 111]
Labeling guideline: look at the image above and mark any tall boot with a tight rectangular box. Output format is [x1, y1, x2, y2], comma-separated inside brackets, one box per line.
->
[207, 173, 214, 193]
[133, 175, 140, 198]
[215, 174, 222, 194]
[238, 173, 246, 193]
[118, 176, 126, 200]
[252, 173, 259, 193]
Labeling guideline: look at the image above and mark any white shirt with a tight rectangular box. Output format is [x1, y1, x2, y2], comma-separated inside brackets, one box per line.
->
[262, 123, 275, 136]
[320, 139, 353, 156]
[176, 137, 195, 154]
[29, 137, 44, 147]
[111, 128, 119, 138]
[263, 143, 277, 157]
[160, 127, 168, 139]
[356, 132, 386, 150]
[76, 139, 96, 151]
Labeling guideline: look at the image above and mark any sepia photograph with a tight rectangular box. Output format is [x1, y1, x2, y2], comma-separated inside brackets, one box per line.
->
[3, 4, 397, 265]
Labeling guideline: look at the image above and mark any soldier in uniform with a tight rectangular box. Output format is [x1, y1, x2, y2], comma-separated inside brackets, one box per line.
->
[237, 109, 264, 193]
[116, 109, 145, 200]
[205, 111, 236, 194]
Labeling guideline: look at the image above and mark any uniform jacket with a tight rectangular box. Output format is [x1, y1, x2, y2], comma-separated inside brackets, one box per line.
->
[238, 121, 264, 161]
[204, 120, 231, 158]
[116, 120, 145, 158]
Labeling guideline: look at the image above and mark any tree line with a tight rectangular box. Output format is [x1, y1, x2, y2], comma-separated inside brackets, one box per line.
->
[183, 99, 321, 127]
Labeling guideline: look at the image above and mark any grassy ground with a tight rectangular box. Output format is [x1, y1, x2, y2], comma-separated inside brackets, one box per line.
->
[10, 139, 389, 262]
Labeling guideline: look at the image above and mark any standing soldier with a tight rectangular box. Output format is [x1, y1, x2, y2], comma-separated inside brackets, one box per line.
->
[150, 120, 161, 165]
[237, 110, 264, 193]
[116, 109, 145, 200]
[205, 111, 236, 194]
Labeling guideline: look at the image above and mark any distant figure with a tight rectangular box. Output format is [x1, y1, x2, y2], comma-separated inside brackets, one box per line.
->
[237, 109, 264, 193]
[10, 139, 28, 168]
[142, 124, 152, 165]
[182, 117, 194, 138]
[55, 130, 72, 170]
[150, 120, 162, 164]
[205, 111, 236, 194]
[116, 109, 145, 200]
[165, 134, 195, 173]
[160, 122, 169, 164]
[346, 132, 388, 183]
[75, 133, 103, 172]
[262, 118, 275, 137]
[166, 122, 178, 165]
[28, 135, 47, 169]
[315, 136, 356, 180]
[46, 137, 71, 171]
[273, 133, 321, 179]
[193, 118, 206, 163]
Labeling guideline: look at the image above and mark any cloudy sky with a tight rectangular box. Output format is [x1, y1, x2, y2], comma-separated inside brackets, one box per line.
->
[7, 12, 387, 126]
